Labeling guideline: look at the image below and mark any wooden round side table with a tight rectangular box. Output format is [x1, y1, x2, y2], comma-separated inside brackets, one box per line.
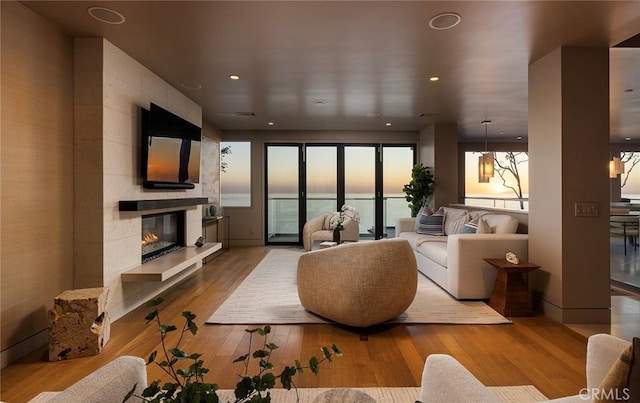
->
[484, 258, 540, 317]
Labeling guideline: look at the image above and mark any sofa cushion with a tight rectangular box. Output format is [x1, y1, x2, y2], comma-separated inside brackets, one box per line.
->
[417, 241, 448, 268]
[398, 231, 421, 250]
[483, 214, 519, 234]
[416, 208, 444, 236]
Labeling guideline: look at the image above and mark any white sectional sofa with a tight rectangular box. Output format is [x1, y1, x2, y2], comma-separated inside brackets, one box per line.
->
[396, 207, 529, 299]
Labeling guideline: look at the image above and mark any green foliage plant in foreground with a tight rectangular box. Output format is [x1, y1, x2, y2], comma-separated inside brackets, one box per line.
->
[124, 297, 341, 403]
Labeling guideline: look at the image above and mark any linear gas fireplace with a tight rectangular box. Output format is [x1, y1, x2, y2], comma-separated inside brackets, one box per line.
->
[141, 211, 185, 263]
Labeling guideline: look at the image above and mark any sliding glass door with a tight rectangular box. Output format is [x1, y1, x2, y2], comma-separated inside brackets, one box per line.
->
[265, 145, 301, 244]
[382, 146, 415, 238]
[306, 146, 338, 222]
[265, 143, 415, 245]
[345, 146, 377, 239]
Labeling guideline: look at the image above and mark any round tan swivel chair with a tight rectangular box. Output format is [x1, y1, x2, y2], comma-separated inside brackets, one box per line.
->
[297, 238, 417, 327]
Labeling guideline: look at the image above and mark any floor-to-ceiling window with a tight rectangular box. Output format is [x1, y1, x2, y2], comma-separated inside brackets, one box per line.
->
[463, 151, 529, 210]
[344, 146, 377, 238]
[265, 143, 415, 245]
[382, 146, 415, 238]
[220, 141, 251, 207]
[265, 144, 301, 244]
[306, 146, 338, 222]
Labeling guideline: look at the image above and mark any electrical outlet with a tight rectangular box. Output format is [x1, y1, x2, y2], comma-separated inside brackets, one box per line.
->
[575, 202, 598, 217]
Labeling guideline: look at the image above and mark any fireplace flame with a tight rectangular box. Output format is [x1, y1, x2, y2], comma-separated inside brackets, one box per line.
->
[141, 232, 159, 246]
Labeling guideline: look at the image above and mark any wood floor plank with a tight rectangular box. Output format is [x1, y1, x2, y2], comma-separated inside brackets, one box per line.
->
[1, 246, 591, 402]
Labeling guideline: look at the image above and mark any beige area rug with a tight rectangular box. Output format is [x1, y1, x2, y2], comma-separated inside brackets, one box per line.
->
[206, 249, 511, 325]
[215, 386, 547, 402]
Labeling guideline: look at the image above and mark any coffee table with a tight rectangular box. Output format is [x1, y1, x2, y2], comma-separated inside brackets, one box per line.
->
[484, 258, 540, 317]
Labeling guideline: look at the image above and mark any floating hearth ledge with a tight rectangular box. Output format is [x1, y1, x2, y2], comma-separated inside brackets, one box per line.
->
[122, 243, 221, 282]
[119, 197, 209, 212]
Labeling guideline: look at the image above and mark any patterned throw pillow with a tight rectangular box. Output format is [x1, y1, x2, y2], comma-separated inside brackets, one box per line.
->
[445, 213, 470, 235]
[461, 221, 478, 234]
[596, 338, 639, 403]
[460, 216, 491, 234]
[413, 205, 433, 231]
[416, 208, 444, 236]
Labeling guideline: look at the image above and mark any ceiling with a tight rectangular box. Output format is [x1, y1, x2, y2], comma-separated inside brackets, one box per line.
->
[21, 1, 640, 141]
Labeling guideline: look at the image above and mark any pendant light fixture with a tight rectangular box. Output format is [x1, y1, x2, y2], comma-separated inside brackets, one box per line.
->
[609, 156, 625, 178]
[478, 120, 495, 183]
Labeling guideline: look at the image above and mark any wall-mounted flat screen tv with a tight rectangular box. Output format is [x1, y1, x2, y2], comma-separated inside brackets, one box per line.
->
[142, 103, 201, 189]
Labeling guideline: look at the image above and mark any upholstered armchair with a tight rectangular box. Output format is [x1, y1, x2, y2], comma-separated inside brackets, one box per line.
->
[302, 212, 359, 251]
[297, 238, 417, 327]
[419, 333, 631, 402]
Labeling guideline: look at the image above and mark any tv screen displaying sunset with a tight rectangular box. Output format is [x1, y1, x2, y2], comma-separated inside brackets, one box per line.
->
[147, 137, 200, 183]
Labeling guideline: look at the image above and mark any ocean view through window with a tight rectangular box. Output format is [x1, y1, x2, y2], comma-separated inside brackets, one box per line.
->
[464, 151, 529, 210]
[220, 141, 251, 207]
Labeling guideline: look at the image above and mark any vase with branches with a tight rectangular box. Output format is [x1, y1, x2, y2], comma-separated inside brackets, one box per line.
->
[124, 297, 341, 403]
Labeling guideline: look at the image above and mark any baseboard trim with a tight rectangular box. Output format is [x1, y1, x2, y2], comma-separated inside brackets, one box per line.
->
[1, 329, 48, 369]
[534, 295, 611, 324]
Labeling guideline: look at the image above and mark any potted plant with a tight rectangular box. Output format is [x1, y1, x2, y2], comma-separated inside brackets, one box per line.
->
[403, 163, 435, 217]
[125, 297, 341, 402]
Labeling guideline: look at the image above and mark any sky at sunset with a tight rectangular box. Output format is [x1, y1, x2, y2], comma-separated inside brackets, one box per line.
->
[147, 137, 200, 183]
[221, 143, 640, 202]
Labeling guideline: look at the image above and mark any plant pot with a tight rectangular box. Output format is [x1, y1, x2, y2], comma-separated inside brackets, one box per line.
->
[332, 228, 341, 244]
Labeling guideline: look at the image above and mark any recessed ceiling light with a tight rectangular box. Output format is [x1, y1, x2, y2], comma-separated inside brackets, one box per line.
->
[499, 131, 504, 135]
[87, 6, 126, 24]
[517, 136, 523, 141]
[429, 13, 461, 30]
[429, 76, 440, 82]
[180, 82, 202, 90]
[626, 137, 632, 141]
[315, 101, 326, 106]
[625, 88, 634, 93]
[229, 74, 240, 80]
[385, 122, 392, 127]
[267, 122, 275, 126]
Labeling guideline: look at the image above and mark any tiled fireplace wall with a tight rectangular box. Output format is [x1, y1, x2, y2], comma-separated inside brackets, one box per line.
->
[74, 38, 208, 321]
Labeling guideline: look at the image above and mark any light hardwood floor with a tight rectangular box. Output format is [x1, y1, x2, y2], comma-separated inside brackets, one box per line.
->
[0, 246, 600, 402]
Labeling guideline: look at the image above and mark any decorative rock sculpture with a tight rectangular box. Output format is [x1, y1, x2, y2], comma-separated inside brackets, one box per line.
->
[48, 287, 110, 361]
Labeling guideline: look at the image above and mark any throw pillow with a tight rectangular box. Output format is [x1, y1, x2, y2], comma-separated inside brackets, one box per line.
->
[445, 213, 470, 235]
[461, 221, 477, 234]
[416, 208, 444, 236]
[595, 338, 638, 402]
[476, 217, 491, 234]
[460, 216, 491, 234]
[322, 214, 333, 230]
[413, 205, 433, 231]
[627, 337, 639, 401]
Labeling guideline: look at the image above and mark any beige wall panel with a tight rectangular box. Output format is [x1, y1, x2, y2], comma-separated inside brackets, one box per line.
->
[529, 47, 564, 310]
[1, 1, 74, 362]
[529, 47, 610, 323]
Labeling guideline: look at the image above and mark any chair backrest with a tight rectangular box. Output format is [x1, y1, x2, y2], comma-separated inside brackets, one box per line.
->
[610, 215, 639, 224]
